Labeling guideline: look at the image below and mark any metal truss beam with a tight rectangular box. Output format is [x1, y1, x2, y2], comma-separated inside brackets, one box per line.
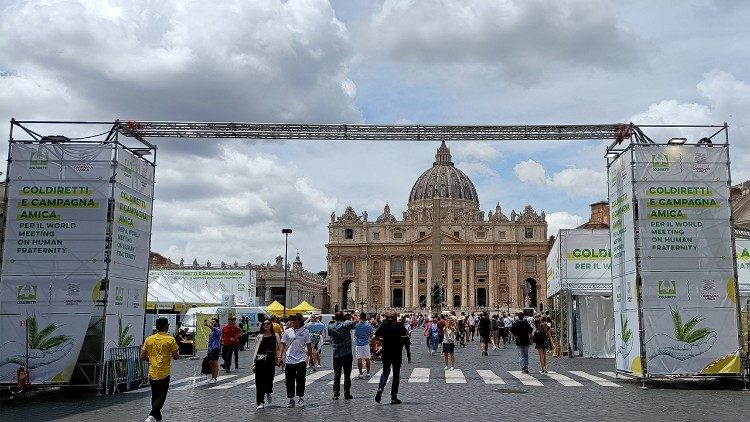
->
[115, 121, 632, 141]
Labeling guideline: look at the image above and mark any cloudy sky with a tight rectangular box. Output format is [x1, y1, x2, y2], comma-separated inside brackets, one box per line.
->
[2, 0, 749, 272]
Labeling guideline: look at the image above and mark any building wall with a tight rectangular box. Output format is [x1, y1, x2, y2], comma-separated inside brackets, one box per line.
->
[327, 204, 548, 312]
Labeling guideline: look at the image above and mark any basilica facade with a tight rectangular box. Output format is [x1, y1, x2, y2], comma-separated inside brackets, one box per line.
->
[326, 142, 549, 313]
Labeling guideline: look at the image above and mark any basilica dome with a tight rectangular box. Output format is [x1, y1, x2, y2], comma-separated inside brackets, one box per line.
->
[408, 141, 479, 206]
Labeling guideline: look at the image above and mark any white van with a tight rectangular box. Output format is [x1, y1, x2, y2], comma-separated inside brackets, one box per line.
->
[181, 306, 268, 337]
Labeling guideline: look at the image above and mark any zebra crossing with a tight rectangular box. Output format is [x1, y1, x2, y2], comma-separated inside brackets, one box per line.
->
[125, 368, 628, 394]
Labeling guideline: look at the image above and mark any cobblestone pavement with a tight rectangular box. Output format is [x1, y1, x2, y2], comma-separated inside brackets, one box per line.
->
[2, 338, 749, 422]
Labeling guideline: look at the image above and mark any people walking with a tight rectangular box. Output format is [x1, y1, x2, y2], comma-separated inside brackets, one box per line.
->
[424, 317, 439, 355]
[253, 320, 281, 409]
[140, 317, 179, 422]
[281, 313, 312, 408]
[355, 312, 373, 378]
[327, 311, 358, 400]
[533, 317, 550, 373]
[442, 319, 456, 370]
[502, 313, 513, 348]
[467, 313, 476, 341]
[305, 315, 325, 370]
[477, 312, 491, 356]
[204, 318, 221, 383]
[374, 310, 407, 405]
[239, 316, 250, 351]
[221, 316, 241, 372]
[400, 316, 412, 364]
[510, 312, 533, 373]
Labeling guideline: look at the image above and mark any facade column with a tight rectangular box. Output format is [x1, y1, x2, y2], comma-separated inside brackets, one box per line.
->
[446, 255, 454, 309]
[330, 260, 340, 309]
[488, 255, 496, 311]
[509, 256, 519, 309]
[265, 287, 272, 304]
[426, 259, 432, 309]
[360, 259, 368, 309]
[412, 258, 419, 307]
[461, 256, 468, 308]
[384, 258, 391, 308]
[468, 256, 475, 308]
[404, 258, 412, 310]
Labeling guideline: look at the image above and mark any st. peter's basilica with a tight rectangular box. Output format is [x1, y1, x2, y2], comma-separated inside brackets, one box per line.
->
[326, 142, 549, 313]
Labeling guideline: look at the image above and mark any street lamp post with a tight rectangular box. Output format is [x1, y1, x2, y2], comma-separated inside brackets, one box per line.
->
[282, 228, 292, 317]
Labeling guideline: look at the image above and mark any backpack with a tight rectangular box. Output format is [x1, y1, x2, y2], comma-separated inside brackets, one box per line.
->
[201, 355, 211, 375]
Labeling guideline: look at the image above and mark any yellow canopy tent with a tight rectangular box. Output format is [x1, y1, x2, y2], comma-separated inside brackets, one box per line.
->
[289, 300, 320, 313]
[266, 300, 285, 316]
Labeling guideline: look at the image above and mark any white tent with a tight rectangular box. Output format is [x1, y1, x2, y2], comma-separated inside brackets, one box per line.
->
[147, 275, 183, 305]
[170, 277, 210, 304]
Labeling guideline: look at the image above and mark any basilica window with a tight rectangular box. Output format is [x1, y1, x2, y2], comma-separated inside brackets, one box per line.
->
[499, 231, 506, 239]
[418, 260, 427, 275]
[345, 228, 354, 239]
[476, 258, 487, 273]
[344, 260, 354, 275]
[453, 260, 461, 273]
[373, 232, 380, 240]
[419, 231, 426, 238]
[393, 279, 402, 284]
[454, 231, 460, 238]
[499, 260, 506, 272]
[393, 231, 403, 239]
[525, 258, 535, 273]
[524, 227, 533, 239]
[393, 259, 404, 274]
[373, 261, 380, 275]
[476, 231, 486, 239]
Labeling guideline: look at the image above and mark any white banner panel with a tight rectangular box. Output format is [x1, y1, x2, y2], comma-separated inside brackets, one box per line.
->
[562, 230, 612, 287]
[159, 270, 253, 306]
[632, 144, 740, 376]
[1, 144, 113, 384]
[0, 275, 100, 383]
[737, 239, 750, 296]
[633, 145, 729, 182]
[608, 151, 643, 374]
[546, 234, 561, 297]
[104, 148, 155, 361]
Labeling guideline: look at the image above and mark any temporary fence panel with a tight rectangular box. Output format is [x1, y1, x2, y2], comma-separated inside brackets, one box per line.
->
[108, 345, 147, 393]
[578, 295, 616, 358]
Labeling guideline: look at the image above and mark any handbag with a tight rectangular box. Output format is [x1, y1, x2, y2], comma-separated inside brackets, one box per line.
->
[254, 334, 277, 363]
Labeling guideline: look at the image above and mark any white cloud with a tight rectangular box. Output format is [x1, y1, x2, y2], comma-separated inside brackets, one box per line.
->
[546, 211, 584, 235]
[513, 160, 606, 197]
[455, 161, 498, 177]
[451, 142, 501, 162]
[362, 0, 641, 82]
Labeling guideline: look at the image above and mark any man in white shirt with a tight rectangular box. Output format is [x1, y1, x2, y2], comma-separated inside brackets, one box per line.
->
[281, 313, 313, 408]
[502, 314, 513, 348]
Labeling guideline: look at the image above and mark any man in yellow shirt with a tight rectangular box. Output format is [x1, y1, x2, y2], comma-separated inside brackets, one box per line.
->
[140, 317, 179, 422]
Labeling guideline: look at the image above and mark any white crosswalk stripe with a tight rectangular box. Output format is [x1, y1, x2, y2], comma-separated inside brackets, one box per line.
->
[139, 369, 631, 392]
[600, 371, 633, 380]
[173, 374, 237, 391]
[476, 369, 505, 385]
[509, 371, 543, 386]
[408, 367, 430, 383]
[248, 373, 285, 389]
[368, 369, 384, 384]
[444, 369, 466, 383]
[545, 371, 583, 387]
[125, 375, 204, 394]
[210, 374, 255, 390]
[569, 371, 622, 387]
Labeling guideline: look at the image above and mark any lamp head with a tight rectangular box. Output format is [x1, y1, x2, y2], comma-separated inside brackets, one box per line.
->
[282, 228, 292, 234]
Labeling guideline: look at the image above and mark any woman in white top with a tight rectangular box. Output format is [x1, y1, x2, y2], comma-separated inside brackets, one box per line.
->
[442, 319, 456, 370]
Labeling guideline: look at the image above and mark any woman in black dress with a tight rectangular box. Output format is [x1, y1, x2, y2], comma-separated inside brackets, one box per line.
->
[253, 320, 281, 409]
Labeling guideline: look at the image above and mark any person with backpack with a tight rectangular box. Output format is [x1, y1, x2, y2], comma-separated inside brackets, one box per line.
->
[253, 320, 281, 409]
[533, 317, 550, 373]
[509, 312, 533, 374]
[305, 315, 325, 370]
[424, 316, 440, 355]
[280, 313, 312, 408]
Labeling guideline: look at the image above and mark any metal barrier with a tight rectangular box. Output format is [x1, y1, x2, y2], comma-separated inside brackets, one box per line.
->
[107, 345, 148, 394]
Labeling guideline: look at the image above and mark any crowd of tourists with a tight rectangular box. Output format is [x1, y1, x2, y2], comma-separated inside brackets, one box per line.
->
[140, 310, 553, 421]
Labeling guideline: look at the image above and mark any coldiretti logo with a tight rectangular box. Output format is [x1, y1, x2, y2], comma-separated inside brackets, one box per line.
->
[567, 248, 611, 259]
[30, 147, 49, 170]
[651, 153, 669, 171]
[737, 247, 749, 270]
[17, 285, 38, 304]
[658, 280, 677, 297]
